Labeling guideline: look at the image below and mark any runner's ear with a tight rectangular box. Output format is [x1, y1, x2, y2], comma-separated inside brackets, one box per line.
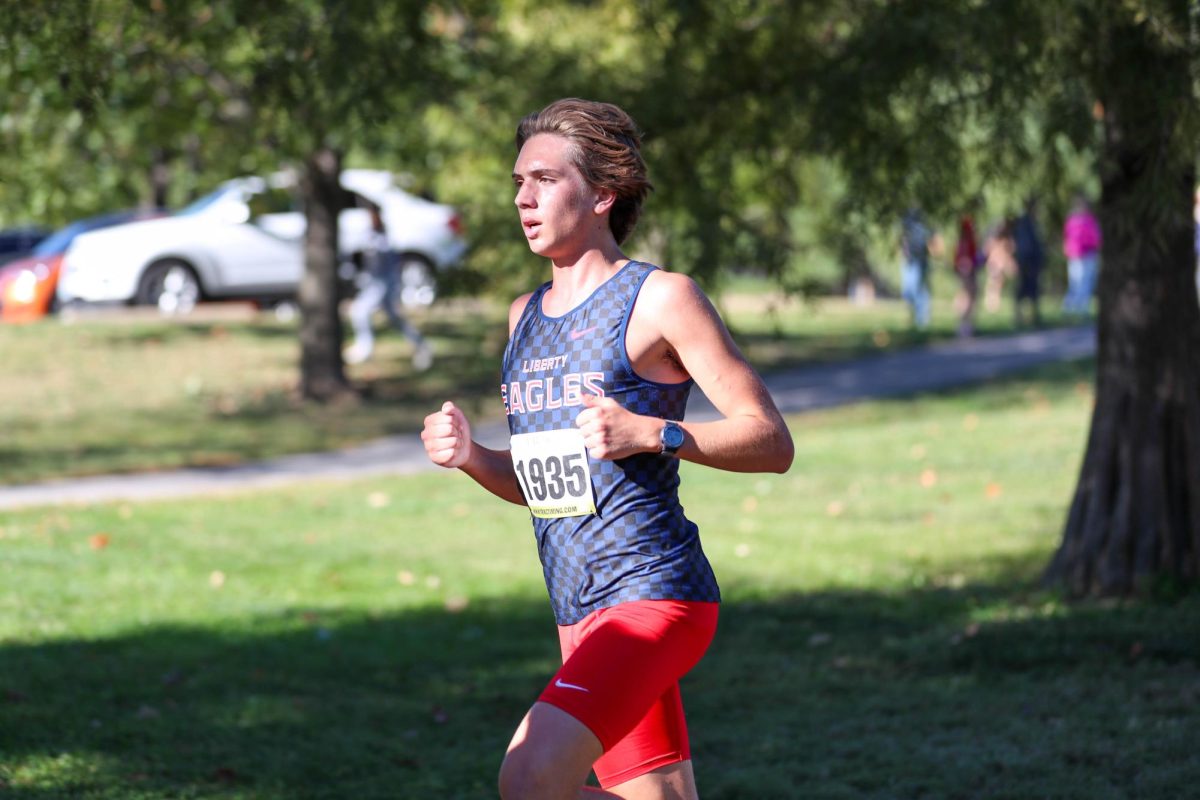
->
[593, 188, 616, 215]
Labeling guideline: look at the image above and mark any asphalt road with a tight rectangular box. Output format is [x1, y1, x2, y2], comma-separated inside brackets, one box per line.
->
[0, 324, 1095, 510]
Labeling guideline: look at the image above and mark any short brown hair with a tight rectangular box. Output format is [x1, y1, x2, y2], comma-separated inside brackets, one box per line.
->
[516, 98, 652, 245]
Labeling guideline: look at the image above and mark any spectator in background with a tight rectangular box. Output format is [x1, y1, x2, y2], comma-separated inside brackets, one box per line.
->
[952, 212, 981, 337]
[1012, 197, 1045, 327]
[900, 208, 932, 329]
[1061, 193, 1102, 317]
[344, 205, 434, 369]
[983, 218, 1017, 313]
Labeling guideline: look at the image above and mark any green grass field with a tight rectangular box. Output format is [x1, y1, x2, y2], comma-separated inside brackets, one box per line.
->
[2, 358, 1197, 799]
[1, 292, 1072, 484]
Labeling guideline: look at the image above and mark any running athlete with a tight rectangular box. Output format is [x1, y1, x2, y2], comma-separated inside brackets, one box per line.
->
[421, 98, 794, 800]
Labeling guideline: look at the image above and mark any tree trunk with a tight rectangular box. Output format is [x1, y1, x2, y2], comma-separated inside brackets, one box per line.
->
[298, 146, 353, 402]
[1044, 8, 1200, 594]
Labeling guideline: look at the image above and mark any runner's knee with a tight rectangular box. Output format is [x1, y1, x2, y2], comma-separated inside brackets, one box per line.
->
[498, 746, 564, 800]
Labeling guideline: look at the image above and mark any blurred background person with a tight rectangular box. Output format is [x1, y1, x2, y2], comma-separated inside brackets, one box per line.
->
[1061, 193, 1101, 317]
[952, 211, 981, 337]
[899, 207, 932, 329]
[1012, 197, 1045, 327]
[344, 204, 434, 369]
[983, 217, 1017, 313]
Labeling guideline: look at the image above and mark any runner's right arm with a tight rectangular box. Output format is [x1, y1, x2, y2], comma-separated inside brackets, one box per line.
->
[421, 401, 527, 506]
[419, 293, 537, 507]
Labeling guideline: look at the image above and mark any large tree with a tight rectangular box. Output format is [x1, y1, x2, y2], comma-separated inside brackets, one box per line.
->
[805, 0, 1199, 593]
[1044, 2, 1199, 592]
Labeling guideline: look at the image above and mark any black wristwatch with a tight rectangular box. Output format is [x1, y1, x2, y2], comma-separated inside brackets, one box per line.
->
[660, 420, 685, 455]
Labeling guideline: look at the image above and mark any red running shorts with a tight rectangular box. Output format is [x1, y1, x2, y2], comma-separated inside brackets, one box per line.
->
[537, 599, 719, 788]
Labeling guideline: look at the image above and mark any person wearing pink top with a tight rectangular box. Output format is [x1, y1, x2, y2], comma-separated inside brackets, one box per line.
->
[1062, 194, 1102, 316]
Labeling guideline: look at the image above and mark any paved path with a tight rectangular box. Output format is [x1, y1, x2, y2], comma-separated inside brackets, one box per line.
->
[0, 325, 1095, 510]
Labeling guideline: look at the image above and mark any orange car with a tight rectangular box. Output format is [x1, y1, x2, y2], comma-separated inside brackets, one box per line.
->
[0, 210, 164, 323]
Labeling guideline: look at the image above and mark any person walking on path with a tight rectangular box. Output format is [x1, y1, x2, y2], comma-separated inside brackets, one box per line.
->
[899, 208, 933, 329]
[982, 217, 1017, 313]
[1060, 194, 1101, 317]
[421, 98, 793, 799]
[1012, 197, 1046, 327]
[344, 204, 434, 369]
[952, 213, 981, 337]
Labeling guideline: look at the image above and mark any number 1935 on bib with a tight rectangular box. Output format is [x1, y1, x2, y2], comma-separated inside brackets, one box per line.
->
[510, 429, 597, 518]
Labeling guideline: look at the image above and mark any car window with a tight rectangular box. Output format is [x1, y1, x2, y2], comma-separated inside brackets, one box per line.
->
[178, 188, 229, 216]
[248, 188, 296, 217]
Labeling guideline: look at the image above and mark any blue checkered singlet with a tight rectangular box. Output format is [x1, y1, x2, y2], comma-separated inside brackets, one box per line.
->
[501, 261, 721, 625]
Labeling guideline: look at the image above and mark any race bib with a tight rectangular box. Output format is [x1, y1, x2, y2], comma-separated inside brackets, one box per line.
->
[510, 429, 596, 518]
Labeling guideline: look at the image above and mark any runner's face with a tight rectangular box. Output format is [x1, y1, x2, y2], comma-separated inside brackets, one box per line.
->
[513, 134, 605, 260]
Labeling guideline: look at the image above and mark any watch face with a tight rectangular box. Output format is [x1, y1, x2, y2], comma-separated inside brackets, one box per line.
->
[663, 422, 685, 451]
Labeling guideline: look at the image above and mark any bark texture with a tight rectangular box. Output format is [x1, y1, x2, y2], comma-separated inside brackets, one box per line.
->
[298, 146, 352, 402]
[1044, 6, 1200, 594]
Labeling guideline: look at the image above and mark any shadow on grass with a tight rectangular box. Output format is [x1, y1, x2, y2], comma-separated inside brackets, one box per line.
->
[2, 575, 1197, 799]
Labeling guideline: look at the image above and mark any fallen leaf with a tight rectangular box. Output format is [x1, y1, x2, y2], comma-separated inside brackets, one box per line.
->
[962, 413, 979, 431]
[985, 482, 1003, 499]
[89, 533, 111, 550]
[741, 496, 758, 513]
[734, 543, 751, 558]
[396, 570, 415, 586]
[826, 500, 845, 517]
[209, 570, 226, 589]
[920, 469, 938, 488]
[368, 492, 390, 509]
[444, 597, 469, 613]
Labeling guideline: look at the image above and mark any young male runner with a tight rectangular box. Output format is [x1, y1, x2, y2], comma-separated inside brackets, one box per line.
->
[421, 98, 794, 799]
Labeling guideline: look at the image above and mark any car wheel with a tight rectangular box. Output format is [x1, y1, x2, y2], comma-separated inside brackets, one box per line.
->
[398, 255, 437, 309]
[138, 260, 201, 314]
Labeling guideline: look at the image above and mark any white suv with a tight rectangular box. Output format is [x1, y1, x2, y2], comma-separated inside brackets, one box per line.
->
[58, 169, 467, 312]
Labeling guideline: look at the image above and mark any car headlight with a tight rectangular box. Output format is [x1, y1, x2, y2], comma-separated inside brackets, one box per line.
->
[10, 269, 39, 304]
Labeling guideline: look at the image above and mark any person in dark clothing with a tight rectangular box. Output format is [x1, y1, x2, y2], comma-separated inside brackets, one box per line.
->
[1012, 198, 1045, 327]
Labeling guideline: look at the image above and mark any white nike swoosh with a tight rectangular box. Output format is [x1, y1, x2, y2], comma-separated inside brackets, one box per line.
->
[554, 678, 590, 693]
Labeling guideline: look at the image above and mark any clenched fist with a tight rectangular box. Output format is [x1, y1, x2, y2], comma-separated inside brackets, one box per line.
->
[574, 392, 658, 461]
[422, 401, 473, 469]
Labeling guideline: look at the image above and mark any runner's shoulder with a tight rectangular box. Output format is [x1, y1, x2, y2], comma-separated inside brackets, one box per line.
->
[509, 292, 535, 334]
[637, 268, 716, 328]
[639, 267, 707, 310]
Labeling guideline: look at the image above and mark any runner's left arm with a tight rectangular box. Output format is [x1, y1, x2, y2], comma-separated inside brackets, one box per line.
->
[574, 272, 793, 473]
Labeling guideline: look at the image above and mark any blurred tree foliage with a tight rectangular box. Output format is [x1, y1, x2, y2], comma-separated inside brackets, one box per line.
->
[0, 1, 1105, 297]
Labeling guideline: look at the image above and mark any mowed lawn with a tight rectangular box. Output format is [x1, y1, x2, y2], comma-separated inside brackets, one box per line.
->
[0, 292, 1069, 484]
[2, 359, 1197, 799]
